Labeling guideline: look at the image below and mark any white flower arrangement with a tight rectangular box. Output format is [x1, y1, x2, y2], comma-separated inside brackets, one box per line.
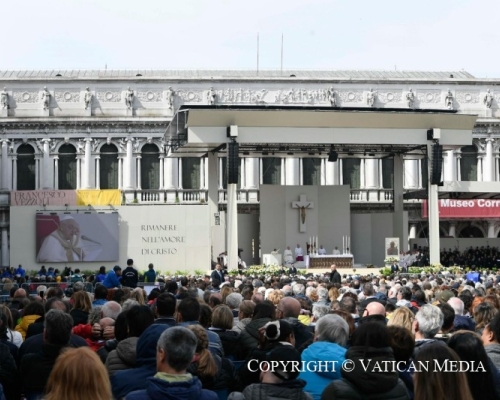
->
[384, 257, 399, 264]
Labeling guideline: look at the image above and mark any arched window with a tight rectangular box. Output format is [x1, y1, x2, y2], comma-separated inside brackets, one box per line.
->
[140, 144, 160, 190]
[58, 144, 77, 189]
[342, 158, 360, 189]
[303, 158, 321, 185]
[460, 145, 477, 181]
[182, 157, 200, 189]
[262, 157, 281, 185]
[17, 144, 35, 190]
[459, 225, 484, 238]
[100, 144, 118, 189]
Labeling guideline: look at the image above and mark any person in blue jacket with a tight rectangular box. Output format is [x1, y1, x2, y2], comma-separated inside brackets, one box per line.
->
[126, 327, 217, 400]
[102, 265, 122, 289]
[299, 314, 348, 400]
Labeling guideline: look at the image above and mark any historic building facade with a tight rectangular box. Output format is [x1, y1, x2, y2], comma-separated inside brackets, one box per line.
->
[0, 69, 498, 266]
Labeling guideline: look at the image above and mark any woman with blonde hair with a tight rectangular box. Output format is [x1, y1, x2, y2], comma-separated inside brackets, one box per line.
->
[267, 289, 284, 307]
[387, 306, 415, 332]
[130, 288, 146, 305]
[328, 287, 340, 302]
[45, 347, 112, 400]
[70, 291, 92, 326]
[220, 285, 233, 304]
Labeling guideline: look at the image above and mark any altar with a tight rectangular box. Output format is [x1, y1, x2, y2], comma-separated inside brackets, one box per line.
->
[306, 254, 354, 268]
[262, 253, 282, 266]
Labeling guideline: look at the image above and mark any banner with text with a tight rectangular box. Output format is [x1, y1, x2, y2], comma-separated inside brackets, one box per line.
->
[11, 190, 77, 206]
[422, 199, 500, 218]
[76, 190, 122, 206]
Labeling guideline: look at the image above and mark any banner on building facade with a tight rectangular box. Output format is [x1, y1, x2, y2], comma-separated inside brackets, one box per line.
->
[422, 199, 500, 218]
[76, 190, 122, 206]
[11, 190, 77, 206]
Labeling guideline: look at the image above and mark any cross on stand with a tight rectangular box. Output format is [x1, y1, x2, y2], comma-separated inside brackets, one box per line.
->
[292, 194, 314, 233]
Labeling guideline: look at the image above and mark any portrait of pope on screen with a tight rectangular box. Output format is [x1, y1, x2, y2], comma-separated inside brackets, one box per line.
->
[37, 215, 102, 262]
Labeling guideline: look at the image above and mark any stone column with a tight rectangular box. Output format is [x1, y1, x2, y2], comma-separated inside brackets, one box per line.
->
[118, 156, 123, 189]
[245, 158, 259, 189]
[360, 159, 366, 189]
[449, 222, 456, 238]
[76, 156, 81, 189]
[259, 158, 263, 185]
[364, 158, 379, 188]
[456, 154, 462, 181]
[12, 156, 17, 190]
[325, 160, 335, 185]
[484, 138, 495, 181]
[299, 158, 303, 186]
[1, 140, 9, 190]
[443, 150, 456, 182]
[393, 155, 407, 251]
[123, 138, 135, 190]
[218, 158, 223, 190]
[409, 223, 417, 239]
[285, 158, 299, 185]
[477, 155, 483, 182]
[488, 221, 496, 238]
[41, 139, 51, 189]
[95, 156, 100, 190]
[418, 159, 423, 188]
[280, 159, 285, 185]
[178, 159, 183, 189]
[82, 138, 93, 189]
[54, 156, 59, 189]
[35, 156, 40, 189]
[159, 155, 164, 189]
[136, 156, 142, 190]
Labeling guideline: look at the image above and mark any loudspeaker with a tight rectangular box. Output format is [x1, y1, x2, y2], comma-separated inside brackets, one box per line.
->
[227, 141, 239, 184]
[430, 144, 443, 185]
[328, 150, 338, 162]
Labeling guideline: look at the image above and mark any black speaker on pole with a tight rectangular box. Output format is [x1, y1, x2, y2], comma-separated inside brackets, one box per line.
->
[430, 143, 443, 185]
[227, 141, 239, 184]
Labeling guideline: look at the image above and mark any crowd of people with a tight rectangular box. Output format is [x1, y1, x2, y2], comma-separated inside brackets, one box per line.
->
[1, 262, 500, 399]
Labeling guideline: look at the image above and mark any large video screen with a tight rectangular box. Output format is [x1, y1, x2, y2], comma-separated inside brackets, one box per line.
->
[36, 213, 119, 262]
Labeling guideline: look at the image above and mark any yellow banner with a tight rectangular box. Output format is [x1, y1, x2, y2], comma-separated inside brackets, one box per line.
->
[76, 190, 122, 206]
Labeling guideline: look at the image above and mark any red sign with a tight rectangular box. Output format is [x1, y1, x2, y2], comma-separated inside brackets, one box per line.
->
[422, 199, 500, 218]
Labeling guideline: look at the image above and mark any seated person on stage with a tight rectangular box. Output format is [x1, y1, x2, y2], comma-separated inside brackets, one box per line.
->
[318, 245, 327, 255]
[283, 246, 294, 265]
[295, 244, 304, 261]
[332, 246, 340, 255]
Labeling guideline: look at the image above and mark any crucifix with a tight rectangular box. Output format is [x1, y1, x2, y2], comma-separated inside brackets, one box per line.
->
[292, 194, 314, 233]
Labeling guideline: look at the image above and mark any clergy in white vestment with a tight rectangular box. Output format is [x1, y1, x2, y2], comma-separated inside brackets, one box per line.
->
[283, 246, 294, 264]
[295, 244, 304, 261]
[318, 245, 327, 255]
[332, 246, 341, 255]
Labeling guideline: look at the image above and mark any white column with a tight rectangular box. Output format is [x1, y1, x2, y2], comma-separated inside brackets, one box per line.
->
[136, 156, 142, 189]
[1, 140, 9, 190]
[393, 155, 407, 251]
[245, 158, 259, 189]
[285, 158, 299, 185]
[82, 138, 92, 189]
[163, 157, 178, 189]
[488, 221, 496, 238]
[320, 159, 326, 185]
[477, 156, 483, 182]
[364, 158, 379, 188]
[118, 157, 123, 189]
[95, 157, 100, 190]
[123, 138, 135, 189]
[259, 158, 263, 185]
[218, 158, 223, 189]
[41, 139, 51, 189]
[12, 157, 17, 190]
[178, 158, 183, 189]
[339, 159, 343, 185]
[1, 226, 8, 268]
[35, 157, 40, 189]
[204, 157, 209, 189]
[484, 138, 494, 181]
[404, 159, 419, 189]
[54, 156, 59, 189]
[159, 155, 164, 189]
[280, 158, 285, 185]
[360, 159, 366, 188]
[409, 223, 417, 239]
[76, 156, 81, 189]
[418, 159, 423, 188]
[325, 160, 335, 185]
[456, 155, 462, 181]
[299, 158, 303, 186]
[449, 223, 456, 238]
[240, 159, 245, 188]
[496, 156, 500, 182]
[443, 150, 456, 181]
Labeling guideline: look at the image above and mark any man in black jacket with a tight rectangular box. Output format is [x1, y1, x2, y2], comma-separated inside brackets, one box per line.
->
[20, 309, 74, 399]
[329, 264, 341, 284]
[122, 259, 139, 288]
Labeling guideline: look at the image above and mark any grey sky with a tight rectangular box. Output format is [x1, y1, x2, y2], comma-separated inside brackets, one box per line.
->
[2, 0, 498, 77]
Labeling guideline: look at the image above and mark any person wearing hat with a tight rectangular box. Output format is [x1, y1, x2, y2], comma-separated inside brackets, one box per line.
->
[102, 266, 122, 289]
[229, 345, 311, 400]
